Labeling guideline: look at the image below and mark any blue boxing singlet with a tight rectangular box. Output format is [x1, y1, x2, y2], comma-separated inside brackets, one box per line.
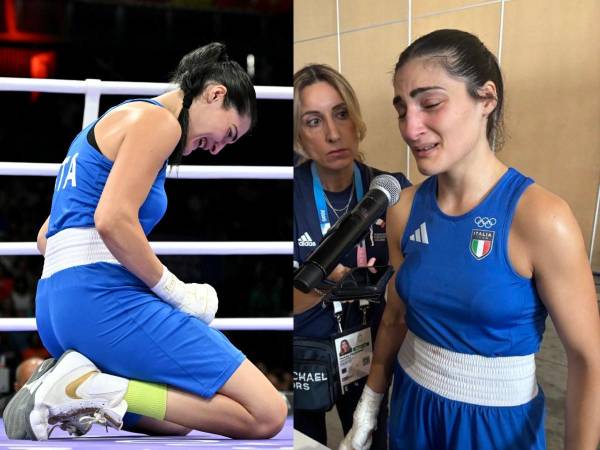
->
[389, 168, 548, 450]
[47, 99, 168, 238]
[396, 167, 548, 356]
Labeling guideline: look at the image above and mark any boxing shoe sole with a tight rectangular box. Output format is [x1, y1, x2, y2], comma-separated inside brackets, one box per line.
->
[4, 357, 57, 440]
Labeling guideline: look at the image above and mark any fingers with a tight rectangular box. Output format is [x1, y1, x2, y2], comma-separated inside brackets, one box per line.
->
[339, 424, 373, 450]
[339, 430, 356, 450]
[338, 437, 352, 450]
[328, 263, 352, 282]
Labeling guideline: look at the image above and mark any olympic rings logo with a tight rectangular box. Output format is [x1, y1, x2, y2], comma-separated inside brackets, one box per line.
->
[474, 216, 496, 228]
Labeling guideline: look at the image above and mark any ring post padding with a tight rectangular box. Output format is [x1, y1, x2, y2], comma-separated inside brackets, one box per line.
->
[82, 78, 102, 128]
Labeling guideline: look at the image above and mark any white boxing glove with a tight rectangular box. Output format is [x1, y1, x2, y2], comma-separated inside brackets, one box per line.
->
[339, 385, 384, 450]
[151, 265, 218, 324]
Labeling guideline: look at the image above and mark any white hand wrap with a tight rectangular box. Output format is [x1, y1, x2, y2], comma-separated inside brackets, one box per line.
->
[151, 265, 218, 324]
[339, 385, 384, 450]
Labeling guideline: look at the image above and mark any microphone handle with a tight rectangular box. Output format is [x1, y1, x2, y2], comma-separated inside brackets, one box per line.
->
[294, 189, 388, 293]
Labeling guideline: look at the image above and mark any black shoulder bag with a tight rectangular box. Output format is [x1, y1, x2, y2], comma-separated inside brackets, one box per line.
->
[293, 335, 340, 412]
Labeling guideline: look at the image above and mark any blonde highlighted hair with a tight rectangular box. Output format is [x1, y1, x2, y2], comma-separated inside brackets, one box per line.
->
[293, 64, 366, 162]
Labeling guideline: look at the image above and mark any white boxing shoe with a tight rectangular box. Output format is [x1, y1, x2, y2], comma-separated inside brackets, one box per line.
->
[3, 350, 127, 440]
[4, 356, 57, 439]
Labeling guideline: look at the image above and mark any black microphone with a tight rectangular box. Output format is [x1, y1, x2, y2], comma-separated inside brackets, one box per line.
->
[294, 174, 402, 293]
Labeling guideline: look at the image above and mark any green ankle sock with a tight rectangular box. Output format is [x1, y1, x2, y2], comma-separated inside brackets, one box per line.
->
[124, 380, 167, 420]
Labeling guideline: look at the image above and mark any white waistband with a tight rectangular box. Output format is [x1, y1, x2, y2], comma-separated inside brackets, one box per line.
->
[41, 228, 120, 279]
[397, 330, 538, 407]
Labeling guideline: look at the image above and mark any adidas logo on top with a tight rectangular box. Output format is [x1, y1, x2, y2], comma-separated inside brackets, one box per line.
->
[298, 232, 316, 247]
[409, 222, 429, 244]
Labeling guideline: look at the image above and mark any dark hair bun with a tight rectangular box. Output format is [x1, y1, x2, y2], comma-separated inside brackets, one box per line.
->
[171, 42, 229, 86]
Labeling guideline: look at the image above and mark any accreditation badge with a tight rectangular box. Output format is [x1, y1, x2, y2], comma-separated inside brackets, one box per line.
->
[334, 326, 372, 389]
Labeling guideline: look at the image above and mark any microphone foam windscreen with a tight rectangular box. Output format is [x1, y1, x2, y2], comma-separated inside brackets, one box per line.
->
[370, 174, 402, 206]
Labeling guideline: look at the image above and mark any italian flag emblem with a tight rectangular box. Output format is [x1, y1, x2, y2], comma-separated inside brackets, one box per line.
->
[470, 229, 494, 260]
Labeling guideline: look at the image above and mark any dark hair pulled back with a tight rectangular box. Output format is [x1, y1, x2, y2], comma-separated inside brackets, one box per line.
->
[170, 42, 257, 164]
[395, 29, 504, 150]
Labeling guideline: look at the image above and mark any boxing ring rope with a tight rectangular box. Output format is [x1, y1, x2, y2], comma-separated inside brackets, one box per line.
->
[0, 77, 292, 97]
[0, 77, 294, 332]
[0, 318, 292, 332]
[0, 77, 292, 127]
[0, 241, 292, 256]
[0, 162, 292, 179]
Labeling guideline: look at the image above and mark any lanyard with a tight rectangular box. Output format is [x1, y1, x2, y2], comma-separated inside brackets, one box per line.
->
[311, 161, 363, 236]
[311, 162, 369, 332]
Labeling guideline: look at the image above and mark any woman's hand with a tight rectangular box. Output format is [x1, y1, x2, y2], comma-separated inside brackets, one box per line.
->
[327, 263, 352, 283]
[151, 265, 218, 323]
[339, 385, 384, 450]
[327, 257, 376, 283]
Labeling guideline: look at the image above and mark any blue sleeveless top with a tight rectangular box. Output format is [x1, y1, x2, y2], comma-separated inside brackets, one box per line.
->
[47, 99, 168, 238]
[396, 168, 547, 357]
